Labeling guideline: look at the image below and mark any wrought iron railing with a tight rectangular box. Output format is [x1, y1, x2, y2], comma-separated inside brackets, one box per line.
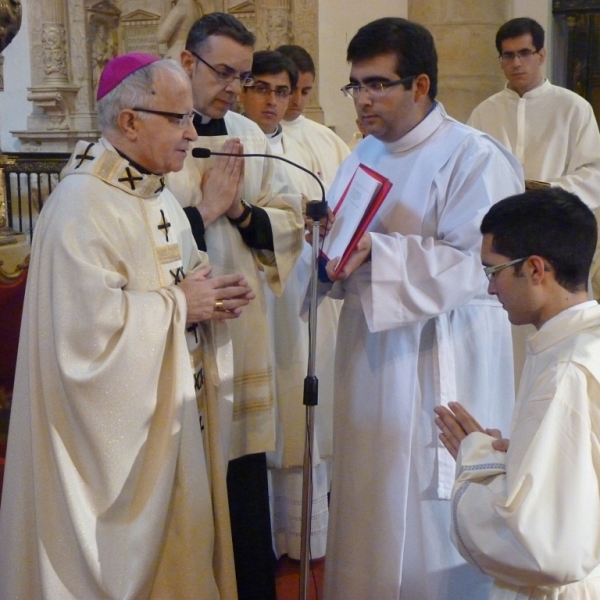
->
[0, 152, 70, 239]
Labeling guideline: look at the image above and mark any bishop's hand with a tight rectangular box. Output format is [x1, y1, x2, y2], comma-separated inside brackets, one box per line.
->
[178, 266, 254, 323]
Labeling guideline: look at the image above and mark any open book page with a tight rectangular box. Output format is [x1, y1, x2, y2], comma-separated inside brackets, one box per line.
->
[322, 165, 383, 261]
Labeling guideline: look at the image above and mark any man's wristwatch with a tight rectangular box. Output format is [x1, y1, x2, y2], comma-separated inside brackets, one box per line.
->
[228, 199, 252, 225]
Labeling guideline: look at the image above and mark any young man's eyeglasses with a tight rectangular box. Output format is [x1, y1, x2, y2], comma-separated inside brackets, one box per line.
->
[189, 50, 255, 87]
[499, 49, 539, 63]
[341, 75, 416, 100]
[132, 108, 199, 129]
[483, 257, 528, 281]
[244, 82, 291, 99]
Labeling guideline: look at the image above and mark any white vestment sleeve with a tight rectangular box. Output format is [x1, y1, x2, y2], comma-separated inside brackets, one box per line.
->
[547, 103, 600, 210]
[363, 140, 518, 332]
[452, 364, 600, 588]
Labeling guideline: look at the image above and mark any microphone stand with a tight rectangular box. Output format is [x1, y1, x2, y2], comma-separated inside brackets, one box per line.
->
[299, 199, 327, 600]
[191, 147, 328, 600]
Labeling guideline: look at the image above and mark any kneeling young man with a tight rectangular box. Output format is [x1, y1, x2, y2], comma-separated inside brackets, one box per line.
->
[436, 187, 600, 599]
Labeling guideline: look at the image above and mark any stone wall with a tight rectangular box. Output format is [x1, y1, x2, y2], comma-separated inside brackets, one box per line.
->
[410, 0, 509, 124]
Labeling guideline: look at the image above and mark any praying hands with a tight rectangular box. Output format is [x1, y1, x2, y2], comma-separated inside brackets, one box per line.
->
[433, 401, 509, 460]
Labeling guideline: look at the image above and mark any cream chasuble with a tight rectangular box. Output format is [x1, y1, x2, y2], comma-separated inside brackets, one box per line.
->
[281, 114, 350, 188]
[452, 303, 600, 600]
[167, 111, 304, 459]
[322, 104, 524, 600]
[0, 139, 236, 600]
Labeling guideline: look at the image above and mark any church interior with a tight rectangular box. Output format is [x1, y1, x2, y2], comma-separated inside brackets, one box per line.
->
[1, 1, 600, 598]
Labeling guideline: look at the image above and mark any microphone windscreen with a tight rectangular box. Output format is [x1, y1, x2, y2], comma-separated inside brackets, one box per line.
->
[192, 147, 212, 158]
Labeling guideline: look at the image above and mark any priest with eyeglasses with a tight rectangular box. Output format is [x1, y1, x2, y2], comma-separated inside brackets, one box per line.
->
[319, 17, 524, 600]
[166, 12, 304, 600]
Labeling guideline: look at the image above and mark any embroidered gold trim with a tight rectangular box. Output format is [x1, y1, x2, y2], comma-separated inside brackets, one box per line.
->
[156, 243, 182, 264]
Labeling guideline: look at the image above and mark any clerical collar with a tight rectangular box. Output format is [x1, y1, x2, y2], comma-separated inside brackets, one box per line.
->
[505, 78, 550, 99]
[383, 101, 443, 154]
[114, 147, 155, 176]
[193, 111, 227, 136]
[265, 124, 283, 139]
[266, 125, 284, 154]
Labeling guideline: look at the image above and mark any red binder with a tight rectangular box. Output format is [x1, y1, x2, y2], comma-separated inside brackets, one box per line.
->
[322, 163, 392, 277]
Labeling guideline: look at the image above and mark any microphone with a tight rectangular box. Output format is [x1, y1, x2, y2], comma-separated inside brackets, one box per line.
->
[191, 147, 328, 218]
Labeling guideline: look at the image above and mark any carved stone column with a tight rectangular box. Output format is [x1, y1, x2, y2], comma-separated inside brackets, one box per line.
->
[255, 0, 292, 49]
[409, 0, 508, 123]
[14, 0, 82, 151]
[42, 0, 69, 86]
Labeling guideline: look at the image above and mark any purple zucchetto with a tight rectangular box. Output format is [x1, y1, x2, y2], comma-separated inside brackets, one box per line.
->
[96, 53, 161, 101]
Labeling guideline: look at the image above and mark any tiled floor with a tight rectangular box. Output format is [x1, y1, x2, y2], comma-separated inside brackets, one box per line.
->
[276, 556, 325, 600]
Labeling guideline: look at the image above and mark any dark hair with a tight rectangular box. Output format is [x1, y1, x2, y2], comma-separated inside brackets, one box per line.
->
[495, 18, 545, 54]
[186, 12, 255, 54]
[249, 50, 298, 89]
[480, 188, 597, 293]
[276, 44, 315, 77]
[346, 17, 437, 101]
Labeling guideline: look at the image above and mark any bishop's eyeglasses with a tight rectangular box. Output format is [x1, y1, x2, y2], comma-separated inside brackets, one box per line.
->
[132, 108, 199, 129]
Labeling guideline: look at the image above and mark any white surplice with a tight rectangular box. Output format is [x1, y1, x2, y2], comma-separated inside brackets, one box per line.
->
[468, 80, 600, 210]
[452, 302, 600, 600]
[468, 79, 600, 376]
[0, 139, 236, 600]
[263, 129, 341, 559]
[281, 114, 350, 188]
[322, 104, 524, 600]
[167, 112, 304, 459]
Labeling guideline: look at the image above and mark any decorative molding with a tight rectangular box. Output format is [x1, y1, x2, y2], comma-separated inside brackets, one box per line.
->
[120, 9, 160, 55]
[230, 1, 256, 36]
[120, 8, 160, 21]
[10, 129, 98, 153]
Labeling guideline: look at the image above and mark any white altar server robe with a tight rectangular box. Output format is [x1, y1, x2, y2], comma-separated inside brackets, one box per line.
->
[468, 80, 600, 211]
[468, 80, 600, 378]
[452, 302, 600, 599]
[281, 114, 350, 188]
[323, 104, 524, 600]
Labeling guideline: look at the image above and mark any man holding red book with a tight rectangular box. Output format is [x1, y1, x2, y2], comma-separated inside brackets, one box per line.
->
[321, 17, 524, 600]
